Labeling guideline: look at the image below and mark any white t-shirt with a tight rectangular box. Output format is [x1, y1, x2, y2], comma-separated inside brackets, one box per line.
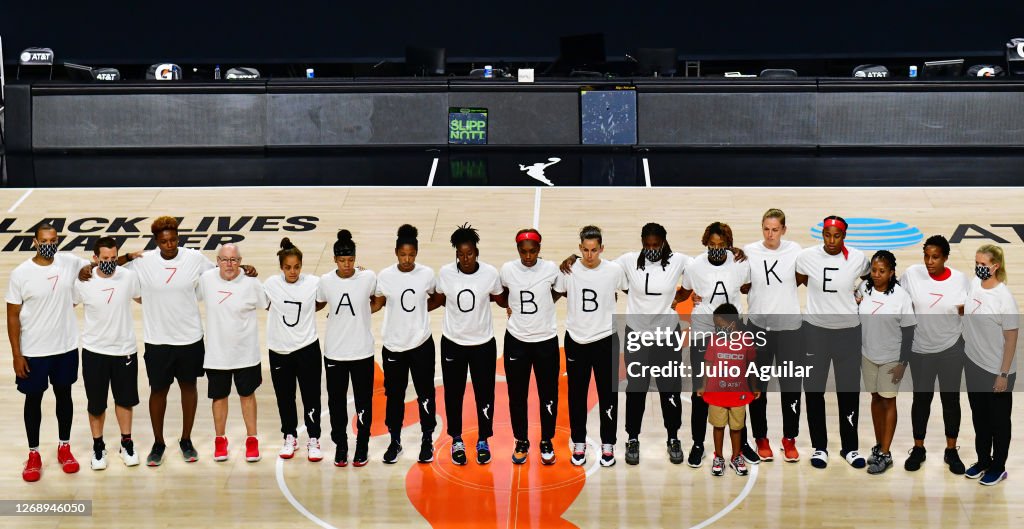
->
[743, 240, 802, 331]
[681, 253, 750, 334]
[797, 245, 870, 329]
[376, 263, 436, 352]
[500, 259, 559, 342]
[615, 251, 692, 330]
[963, 278, 1019, 375]
[264, 273, 320, 353]
[317, 269, 376, 362]
[73, 267, 141, 356]
[436, 261, 503, 346]
[554, 259, 627, 344]
[197, 269, 267, 370]
[900, 264, 969, 354]
[858, 284, 917, 364]
[126, 248, 214, 345]
[5, 253, 90, 357]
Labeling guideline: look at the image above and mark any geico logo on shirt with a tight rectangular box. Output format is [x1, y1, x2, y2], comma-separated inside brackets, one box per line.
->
[715, 352, 746, 361]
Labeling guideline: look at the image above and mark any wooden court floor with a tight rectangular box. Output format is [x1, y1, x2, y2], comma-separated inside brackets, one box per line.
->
[0, 186, 1021, 529]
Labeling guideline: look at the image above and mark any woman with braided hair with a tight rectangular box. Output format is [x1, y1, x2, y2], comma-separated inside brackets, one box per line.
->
[857, 250, 916, 474]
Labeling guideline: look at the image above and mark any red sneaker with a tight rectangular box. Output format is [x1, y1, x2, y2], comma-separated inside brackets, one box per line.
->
[57, 443, 80, 474]
[214, 436, 229, 462]
[245, 436, 261, 463]
[756, 438, 775, 461]
[23, 451, 42, 482]
[781, 437, 800, 462]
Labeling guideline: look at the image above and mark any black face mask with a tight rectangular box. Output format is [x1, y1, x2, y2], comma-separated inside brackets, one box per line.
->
[642, 245, 664, 262]
[708, 247, 728, 263]
[37, 242, 58, 259]
[98, 260, 117, 276]
[976, 264, 993, 281]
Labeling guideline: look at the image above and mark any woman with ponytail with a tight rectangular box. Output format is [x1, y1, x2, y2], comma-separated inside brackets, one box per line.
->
[316, 230, 380, 467]
[372, 225, 441, 465]
[856, 250, 916, 475]
[263, 238, 326, 462]
[963, 244, 1018, 486]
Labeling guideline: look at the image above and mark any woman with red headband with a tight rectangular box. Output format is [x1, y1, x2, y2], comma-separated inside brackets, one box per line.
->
[499, 228, 562, 465]
[796, 215, 870, 470]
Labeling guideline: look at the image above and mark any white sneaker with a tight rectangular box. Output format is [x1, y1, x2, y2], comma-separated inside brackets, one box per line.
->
[279, 434, 297, 459]
[119, 446, 140, 467]
[570, 443, 586, 466]
[307, 438, 323, 462]
[600, 444, 616, 467]
[91, 449, 107, 471]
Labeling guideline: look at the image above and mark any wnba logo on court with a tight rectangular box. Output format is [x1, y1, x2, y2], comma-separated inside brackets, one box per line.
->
[810, 217, 923, 250]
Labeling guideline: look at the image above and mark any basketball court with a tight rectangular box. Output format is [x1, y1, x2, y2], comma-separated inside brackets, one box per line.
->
[0, 182, 1020, 529]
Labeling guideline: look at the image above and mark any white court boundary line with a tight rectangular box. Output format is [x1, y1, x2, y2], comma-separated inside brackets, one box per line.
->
[426, 158, 439, 186]
[532, 188, 541, 229]
[7, 189, 32, 212]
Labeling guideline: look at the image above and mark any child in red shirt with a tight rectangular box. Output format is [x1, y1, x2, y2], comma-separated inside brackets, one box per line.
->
[697, 303, 760, 476]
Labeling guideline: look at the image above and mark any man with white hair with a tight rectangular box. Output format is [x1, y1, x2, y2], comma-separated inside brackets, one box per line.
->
[197, 244, 267, 463]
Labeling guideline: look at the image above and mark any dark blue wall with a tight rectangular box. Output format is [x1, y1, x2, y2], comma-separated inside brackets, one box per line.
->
[3, 0, 1022, 64]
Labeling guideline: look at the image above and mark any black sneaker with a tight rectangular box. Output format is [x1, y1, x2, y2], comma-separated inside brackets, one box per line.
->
[539, 439, 556, 465]
[382, 440, 402, 464]
[179, 439, 198, 463]
[418, 436, 434, 463]
[146, 443, 166, 467]
[944, 447, 966, 475]
[687, 444, 705, 468]
[334, 445, 349, 467]
[625, 439, 640, 466]
[451, 440, 467, 466]
[476, 440, 491, 465]
[904, 446, 926, 471]
[352, 439, 369, 467]
[667, 439, 684, 465]
[741, 443, 761, 465]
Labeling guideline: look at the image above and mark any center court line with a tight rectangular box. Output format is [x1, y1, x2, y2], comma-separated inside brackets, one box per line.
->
[7, 189, 33, 212]
[532, 188, 541, 229]
[642, 158, 651, 187]
[427, 158, 439, 186]
[688, 464, 759, 529]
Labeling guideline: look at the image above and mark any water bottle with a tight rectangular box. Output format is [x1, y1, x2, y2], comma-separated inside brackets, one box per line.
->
[909, 65, 918, 78]
[306, 68, 315, 79]
[483, 65, 493, 78]
[214, 65, 221, 80]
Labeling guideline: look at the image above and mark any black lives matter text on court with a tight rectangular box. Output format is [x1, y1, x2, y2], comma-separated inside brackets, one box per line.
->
[0, 216, 319, 252]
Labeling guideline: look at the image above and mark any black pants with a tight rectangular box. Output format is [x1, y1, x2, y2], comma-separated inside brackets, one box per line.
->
[565, 333, 619, 445]
[383, 337, 437, 437]
[24, 385, 74, 448]
[441, 336, 496, 440]
[269, 340, 323, 439]
[965, 358, 1015, 473]
[503, 332, 560, 442]
[325, 355, 375, 446]
[624, 326, 683, 440]
[804, 324, 862, 453]
[741, 327, 803, 442]
[909, 339, 964, 441]
[690, 340, 710, 445]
